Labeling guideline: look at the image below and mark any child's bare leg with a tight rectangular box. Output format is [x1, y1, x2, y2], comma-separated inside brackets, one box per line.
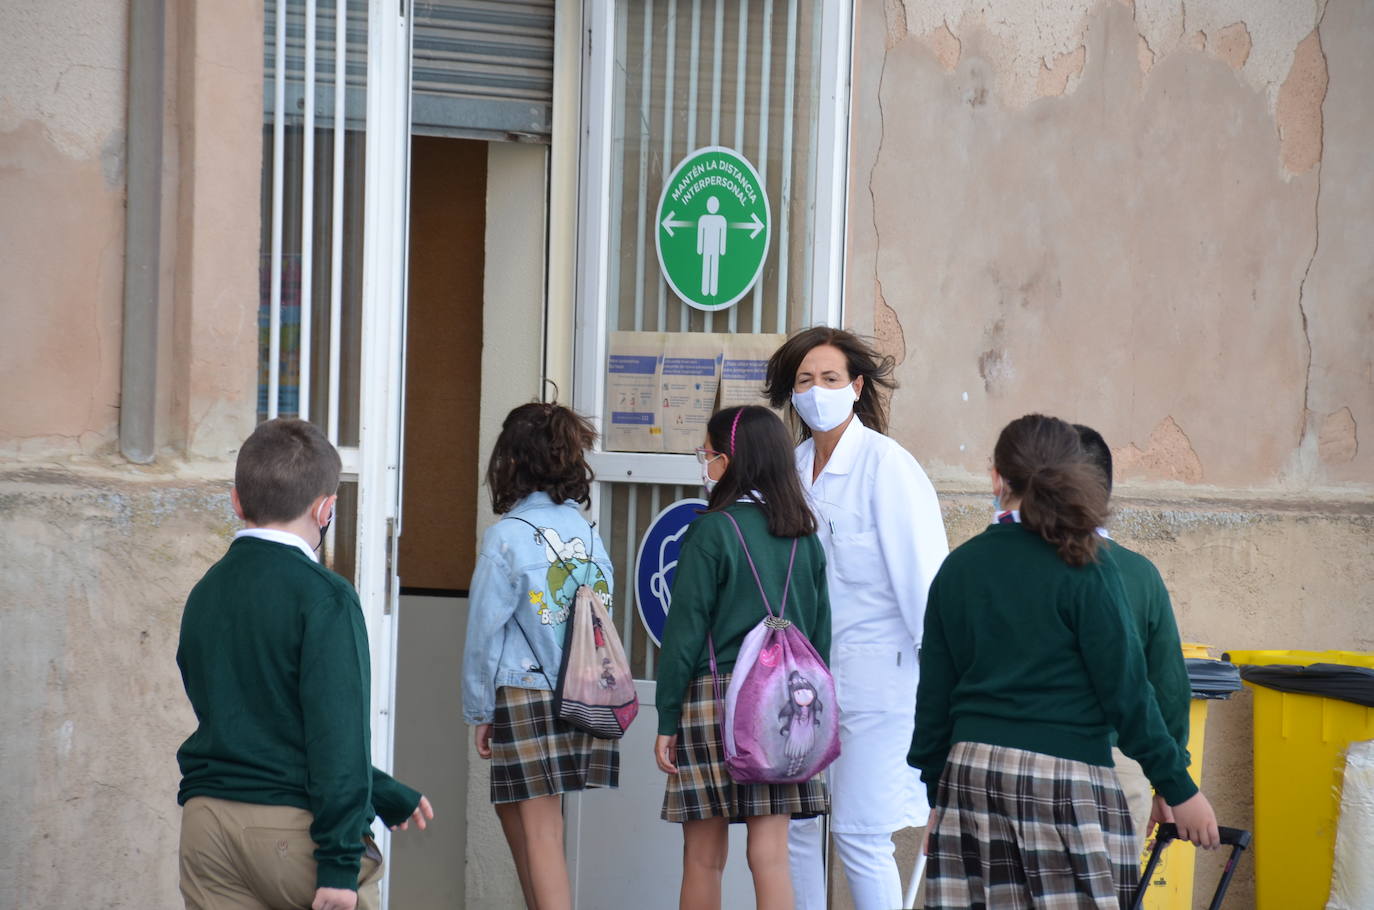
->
[495, 801, 537, 909]
[680, 817, 730, 910]
[515, 794, 571, 910]
[744, 814, 795, 910]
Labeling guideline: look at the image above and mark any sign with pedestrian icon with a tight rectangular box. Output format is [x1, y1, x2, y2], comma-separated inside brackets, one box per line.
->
[656, 146, 771, 312]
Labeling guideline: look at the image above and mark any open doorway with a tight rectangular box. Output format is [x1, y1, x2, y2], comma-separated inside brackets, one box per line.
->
[389, 135, 488, 908]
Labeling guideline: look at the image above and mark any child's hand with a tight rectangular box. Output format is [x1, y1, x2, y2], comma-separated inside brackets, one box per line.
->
[654, 734, 679, 774]
[1147, 793, 1174, 836]
[474, 724, 493, 759]
[391, 795, 434, 831]
[1170, 791, 1220, 849]
[312, 887, 357, 910]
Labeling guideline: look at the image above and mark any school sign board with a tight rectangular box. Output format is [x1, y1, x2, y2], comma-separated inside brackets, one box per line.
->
[635, 498, 709, 646]
[656, 146, 770, 311]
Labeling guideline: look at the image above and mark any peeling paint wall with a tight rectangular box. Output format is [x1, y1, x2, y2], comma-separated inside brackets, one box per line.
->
[0, 466, 232, 908]
[0, 0, 264, 906]
[848, 0, 1374, 905]
[0, 0, 260, 461]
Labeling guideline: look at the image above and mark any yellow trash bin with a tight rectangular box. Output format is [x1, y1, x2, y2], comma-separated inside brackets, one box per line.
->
[1222, 649, 1374, 910]
[1139, 643, 1235, 910]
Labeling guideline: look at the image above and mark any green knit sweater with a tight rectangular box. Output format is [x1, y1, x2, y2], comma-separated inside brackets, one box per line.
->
[908, 523, 1197, 807]
[1102, 539, 1191, 757]
[176, 537, 420, 890]
[655, 503, 831, 736]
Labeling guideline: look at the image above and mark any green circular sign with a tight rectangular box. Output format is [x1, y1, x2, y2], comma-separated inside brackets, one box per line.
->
[655, 146, 771, 312]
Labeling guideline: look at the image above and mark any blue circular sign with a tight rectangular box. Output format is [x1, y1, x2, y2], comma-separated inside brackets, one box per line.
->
[635, 498, 708, 647]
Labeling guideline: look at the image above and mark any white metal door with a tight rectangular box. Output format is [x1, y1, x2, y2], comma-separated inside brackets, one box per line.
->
[566, 2, 853, 906]
[354, 4, 413, 906]
[261, 2, 413, 905]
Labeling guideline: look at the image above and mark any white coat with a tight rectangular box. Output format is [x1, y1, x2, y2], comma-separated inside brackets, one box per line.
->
[796, 417, 949, 831]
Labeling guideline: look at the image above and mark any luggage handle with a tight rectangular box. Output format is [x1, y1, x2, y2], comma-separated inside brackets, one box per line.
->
[1131, 823, 1252, 910]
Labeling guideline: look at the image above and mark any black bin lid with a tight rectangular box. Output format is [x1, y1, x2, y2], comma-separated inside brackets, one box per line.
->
[1235, 663, 1374, 709]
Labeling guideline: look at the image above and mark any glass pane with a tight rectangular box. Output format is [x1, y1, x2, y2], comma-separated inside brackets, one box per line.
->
[259, 0, 368, 446]
[599, 481, 707, 681]
[609, 0, 824, 336]
[326, 480, 360, 583]
[599, 0, 825, 454]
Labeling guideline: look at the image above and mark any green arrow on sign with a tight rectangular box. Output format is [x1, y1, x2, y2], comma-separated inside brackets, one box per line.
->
[655, 146, 771, 312]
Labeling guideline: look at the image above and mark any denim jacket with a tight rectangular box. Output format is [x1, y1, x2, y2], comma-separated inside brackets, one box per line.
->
[462, 492, 615, 725]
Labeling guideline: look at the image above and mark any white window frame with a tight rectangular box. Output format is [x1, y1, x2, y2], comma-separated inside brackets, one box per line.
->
[572, 0, 854, 493]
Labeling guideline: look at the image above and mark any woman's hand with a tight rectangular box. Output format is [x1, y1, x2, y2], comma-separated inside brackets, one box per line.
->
[654, 734, 679, 774]
[922, 806, 938, 855]
[391, 795, 434, 831]
[474, 724, 493, 759]
[1171, 791, 1220, 849]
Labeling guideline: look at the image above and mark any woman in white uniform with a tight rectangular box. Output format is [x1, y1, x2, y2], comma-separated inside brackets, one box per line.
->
[765, 327, 949, 910]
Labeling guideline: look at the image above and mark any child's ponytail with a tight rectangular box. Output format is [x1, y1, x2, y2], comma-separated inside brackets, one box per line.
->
[994, 414, 1108, 566]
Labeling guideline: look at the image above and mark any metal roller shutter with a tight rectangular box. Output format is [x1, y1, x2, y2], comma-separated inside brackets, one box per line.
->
[411, 0, 554, 141]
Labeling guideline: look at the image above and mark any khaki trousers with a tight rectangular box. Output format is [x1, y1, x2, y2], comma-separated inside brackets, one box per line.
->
[179, 796, 383, 910]
[1112, 747, 1156, 860]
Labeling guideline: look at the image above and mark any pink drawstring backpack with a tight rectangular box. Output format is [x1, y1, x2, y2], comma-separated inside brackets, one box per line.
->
[709, 511, 840, 784]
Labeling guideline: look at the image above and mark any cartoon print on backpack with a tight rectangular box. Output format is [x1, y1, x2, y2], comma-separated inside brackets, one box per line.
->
[526, 526, 614, 625]
[779, 671, 824, 777]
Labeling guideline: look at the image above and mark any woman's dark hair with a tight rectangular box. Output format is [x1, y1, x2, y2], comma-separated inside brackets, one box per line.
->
[486, 403, 597, 514]
[764, 326, 898, 440]
[705, 405, 816, 538]
[993, 414, 1109, 567]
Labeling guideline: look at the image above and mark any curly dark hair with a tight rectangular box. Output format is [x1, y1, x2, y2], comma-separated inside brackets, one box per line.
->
[486, 403, 598, 514]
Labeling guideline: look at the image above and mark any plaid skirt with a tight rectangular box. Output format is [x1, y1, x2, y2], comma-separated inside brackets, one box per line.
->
[661, 674, 829, 823]
[926, 741, 1137, 910]
[489, 686, 619, 804]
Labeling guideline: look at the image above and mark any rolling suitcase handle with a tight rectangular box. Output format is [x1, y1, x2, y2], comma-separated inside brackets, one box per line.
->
[1131, 823, 1252, 910]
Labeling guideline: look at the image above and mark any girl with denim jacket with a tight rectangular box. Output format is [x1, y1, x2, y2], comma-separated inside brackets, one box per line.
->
[462, 403, 617, 910]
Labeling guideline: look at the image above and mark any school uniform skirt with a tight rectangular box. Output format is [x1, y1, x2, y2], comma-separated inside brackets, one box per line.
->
[661, 674, 829, 823]
[926, 741, 1137, 910]
[488, 686, 619, 804]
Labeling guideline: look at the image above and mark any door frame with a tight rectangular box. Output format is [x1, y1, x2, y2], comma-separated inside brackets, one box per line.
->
[355, 3, 413, 904]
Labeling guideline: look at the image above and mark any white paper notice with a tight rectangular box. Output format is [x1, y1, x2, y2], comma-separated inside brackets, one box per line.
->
[606, 331, 663, 453]
[660, 333, 722, 453]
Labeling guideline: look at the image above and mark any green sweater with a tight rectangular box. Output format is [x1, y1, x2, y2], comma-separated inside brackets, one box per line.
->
[656, 503, 831, 736]
[1101, 540, 1191, 758]
[908, 523, 1197, 807]
[176, 537, 421, 890]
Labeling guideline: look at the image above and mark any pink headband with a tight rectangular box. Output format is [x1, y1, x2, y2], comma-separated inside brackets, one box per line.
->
[729, 409, 744, 455]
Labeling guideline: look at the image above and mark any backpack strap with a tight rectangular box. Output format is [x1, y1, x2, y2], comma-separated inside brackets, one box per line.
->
[708, 509, 798, 741]
[721, 510, 797, 621]
[507, 512, 599, 590]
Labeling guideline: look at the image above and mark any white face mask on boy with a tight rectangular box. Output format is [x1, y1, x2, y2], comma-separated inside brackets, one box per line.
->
[791, 382, 859, 434]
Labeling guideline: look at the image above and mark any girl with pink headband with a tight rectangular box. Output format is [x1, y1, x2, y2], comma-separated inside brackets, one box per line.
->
[654, 405, 833, 910]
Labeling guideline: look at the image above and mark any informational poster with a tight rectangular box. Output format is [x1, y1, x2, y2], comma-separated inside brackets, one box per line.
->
[719, 333, 786, 410]
[606, 331, 664, 452]
[606, 331, 784, 453]
[660, 333, 722, 453]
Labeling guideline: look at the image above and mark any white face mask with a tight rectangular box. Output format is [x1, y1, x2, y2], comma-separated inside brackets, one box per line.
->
[791, 382, 859, 433]
[701, 460, 719, 495]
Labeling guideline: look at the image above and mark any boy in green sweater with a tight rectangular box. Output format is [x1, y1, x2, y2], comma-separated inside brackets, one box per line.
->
[176, 419, 433, 910]
[1076, 423, 1193, 855]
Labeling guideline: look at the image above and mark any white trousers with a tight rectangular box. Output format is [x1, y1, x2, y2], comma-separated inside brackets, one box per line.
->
[790, 818, 902, 910]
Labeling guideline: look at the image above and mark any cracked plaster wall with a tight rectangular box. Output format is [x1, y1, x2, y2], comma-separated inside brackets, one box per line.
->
[0, 466, 233, 908]
[846, 1, 1373, 906]
[0, 0, 261, 460]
